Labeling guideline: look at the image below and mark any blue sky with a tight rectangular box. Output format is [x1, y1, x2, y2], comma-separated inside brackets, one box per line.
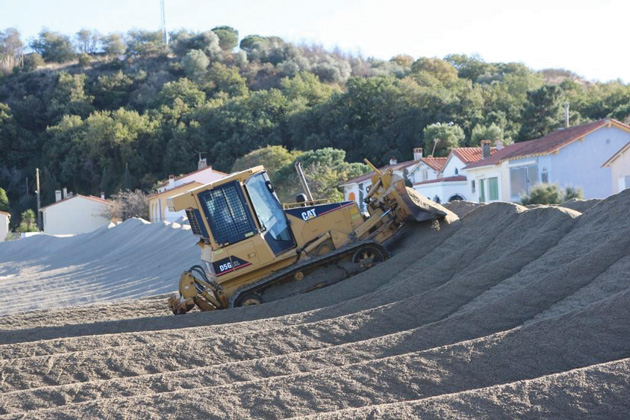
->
[2, 0, 629, 82]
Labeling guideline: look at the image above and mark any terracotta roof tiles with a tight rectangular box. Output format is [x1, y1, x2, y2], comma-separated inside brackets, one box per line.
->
[466, 119, 630, 170]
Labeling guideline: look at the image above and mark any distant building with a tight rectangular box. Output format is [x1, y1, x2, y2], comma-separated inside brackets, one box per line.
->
[0, 210, 10, 242]
[465, 119, 630, 202]
[413, 143, 499, 203]
[149, 160, 227, 223]
[602, 140, 630, 194]
[41, 194, 111, 235]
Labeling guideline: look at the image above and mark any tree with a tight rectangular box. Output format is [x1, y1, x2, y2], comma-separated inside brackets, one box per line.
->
[30, 30, 75, 63]
[231, 146, 300, 178]
[212, 26, 238, 51]
[423, 123, 465, 156]
[157, 78, 206, 108]
[0, 28, 23, 74]
[272, 148, 369, 202]
[102, 33, 126, 56]
[16, 209, 38, 232]
[518, 85, 564, 141]
[21, 52, 44, 71]
[280, 72, 335, 106]
[470, 123, 505, 146]
[206, 62, 248, 97]
[411, 57, 458, 83]
[106, 189, 149, 220]
[75, 29, 99, 53]
[171, 30, 221, 58]
[182, 49, 209, 79]
[126, 30, 163, 57]
[0, 187, 9, 212]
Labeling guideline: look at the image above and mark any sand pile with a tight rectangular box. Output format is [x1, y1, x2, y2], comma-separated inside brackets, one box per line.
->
[0, 219, 200, 316]
[1, 190, 630, 418]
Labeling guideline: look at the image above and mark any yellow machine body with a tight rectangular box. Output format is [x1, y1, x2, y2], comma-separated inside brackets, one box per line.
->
[167, 162, 448, 313]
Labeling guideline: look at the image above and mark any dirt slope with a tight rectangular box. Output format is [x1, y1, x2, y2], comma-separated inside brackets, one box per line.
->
[1, 189, 629, 418]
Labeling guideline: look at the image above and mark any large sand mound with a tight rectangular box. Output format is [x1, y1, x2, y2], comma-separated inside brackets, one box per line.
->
[1, 190, 630, 418]
[0, 219, 199, 316]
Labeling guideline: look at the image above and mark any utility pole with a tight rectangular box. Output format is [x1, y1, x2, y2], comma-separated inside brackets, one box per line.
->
[35, 168, 42, 230]
[161, 0, 168, 45]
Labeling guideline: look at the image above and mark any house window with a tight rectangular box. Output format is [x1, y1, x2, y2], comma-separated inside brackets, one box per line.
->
[455, 168, 459, 175]
[510, 165, 538, 200]
[479, 179, 486, 203]
[348, 192, 356, 202]
[488, 177, 499, 201]
[471, 180, 476, 193]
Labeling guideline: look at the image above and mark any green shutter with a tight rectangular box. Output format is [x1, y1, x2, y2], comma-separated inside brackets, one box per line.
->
[489, 177, 499, 201]
[479, 179, 486, 203]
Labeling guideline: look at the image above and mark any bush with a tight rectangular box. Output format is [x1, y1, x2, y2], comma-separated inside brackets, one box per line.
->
[520, 183, 584, 205]
[22, 53, 44, 71]
[106, 189, 149, 221]
[16, 209, 38, 233]
[78, 52, 91, 68]
[0, 187, 9, 212]
[564, 186, 584, 201]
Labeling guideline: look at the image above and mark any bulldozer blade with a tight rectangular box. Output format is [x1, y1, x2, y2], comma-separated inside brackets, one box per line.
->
[394, 182, 449, 222]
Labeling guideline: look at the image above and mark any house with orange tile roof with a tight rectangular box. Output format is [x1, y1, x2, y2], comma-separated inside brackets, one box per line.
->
[149, 159, 228, 223]
[413, 141, 500, 203]
[339, 148, 446, 212]
[464, 119, 630, 202]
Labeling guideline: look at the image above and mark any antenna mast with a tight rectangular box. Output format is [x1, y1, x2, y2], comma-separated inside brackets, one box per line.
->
[161, 0, 168, 45]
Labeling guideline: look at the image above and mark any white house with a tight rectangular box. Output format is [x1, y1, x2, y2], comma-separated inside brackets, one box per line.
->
[41, 194, 111, 235]
[149, 159, 227, 223]
[602, 140, 630, 194]
[339, 148, 446, 212]
[0, 210, 10, 242]
[464, 119, 630, 203]
[413, 142, 499, 203]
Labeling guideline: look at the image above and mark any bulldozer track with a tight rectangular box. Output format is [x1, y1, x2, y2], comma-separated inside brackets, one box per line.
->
[228, 241, 390, 308]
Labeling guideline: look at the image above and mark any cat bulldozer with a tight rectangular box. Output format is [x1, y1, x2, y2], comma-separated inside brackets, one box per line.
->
[167, 160, 450, 314]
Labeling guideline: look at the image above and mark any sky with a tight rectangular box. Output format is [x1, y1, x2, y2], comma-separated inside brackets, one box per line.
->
[2, 0, 629, 82]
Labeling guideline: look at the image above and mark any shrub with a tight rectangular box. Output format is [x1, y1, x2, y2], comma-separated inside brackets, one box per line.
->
[16, 209, 38, 232]
[520, 183, 584, 205]
[106, 189, 149, 221]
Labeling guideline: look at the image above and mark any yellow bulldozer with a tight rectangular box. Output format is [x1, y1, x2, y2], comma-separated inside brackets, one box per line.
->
[167, 160, 450, 314]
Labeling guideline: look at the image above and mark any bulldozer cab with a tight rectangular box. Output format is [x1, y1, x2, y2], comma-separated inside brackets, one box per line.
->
[169, 167, 296, 256]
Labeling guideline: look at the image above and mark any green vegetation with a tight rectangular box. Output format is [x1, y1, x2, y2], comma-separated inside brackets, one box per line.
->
[0, 26, 629, 220]
[16, 209, 38, 233]
[519, 183, 584, 205]
[0, 187, 9, 212]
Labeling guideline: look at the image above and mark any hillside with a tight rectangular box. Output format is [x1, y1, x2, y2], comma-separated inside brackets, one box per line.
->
[1, 26, 630, 220]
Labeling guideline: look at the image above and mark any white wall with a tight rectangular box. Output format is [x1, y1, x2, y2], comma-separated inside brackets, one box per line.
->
[0, 213, 9, 242]
[609, 146, 630, 194]
[415, 181, 468, 204]
[43, 197, 111, 235]
[466, 165, 505, 203]
[548, 126, 628, 198]
[441, 155, 466, 177]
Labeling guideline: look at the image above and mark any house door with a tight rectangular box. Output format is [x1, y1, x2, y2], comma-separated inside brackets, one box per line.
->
[479, 179, 486, 203]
